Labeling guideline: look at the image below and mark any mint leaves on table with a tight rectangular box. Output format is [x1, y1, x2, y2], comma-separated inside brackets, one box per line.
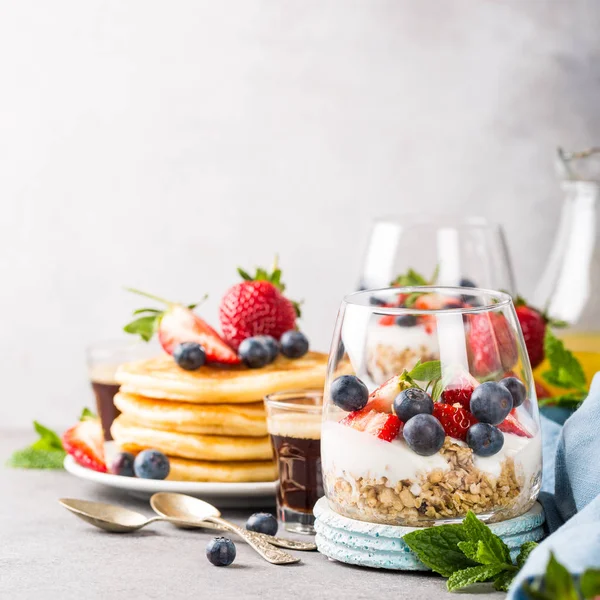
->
[520, 552, 600, 600]
[7, 407, 97, 469]
[403, 510, 537, 592]
[7, 421, 66, 469]
[538, 330, 588, 409]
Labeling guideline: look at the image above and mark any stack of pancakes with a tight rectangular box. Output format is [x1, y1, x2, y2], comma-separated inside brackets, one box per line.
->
[111, 352, 328, 483]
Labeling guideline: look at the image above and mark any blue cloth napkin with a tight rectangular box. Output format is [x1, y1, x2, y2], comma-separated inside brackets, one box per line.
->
[508, 373, 600, 597]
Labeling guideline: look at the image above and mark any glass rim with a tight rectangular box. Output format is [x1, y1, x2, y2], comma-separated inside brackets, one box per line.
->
[264, 389, 324, 413]
[371, 214, 500, 230]
[343, 286, 513, 315]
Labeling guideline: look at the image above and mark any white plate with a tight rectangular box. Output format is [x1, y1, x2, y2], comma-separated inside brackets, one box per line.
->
[64, 456, 277, 507]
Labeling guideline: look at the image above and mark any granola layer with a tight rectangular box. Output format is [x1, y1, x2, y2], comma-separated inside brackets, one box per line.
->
[325, 437, 538, 526]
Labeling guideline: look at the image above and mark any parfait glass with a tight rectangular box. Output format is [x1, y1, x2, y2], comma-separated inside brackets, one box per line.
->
[322, 286, 541, 527]
[359, 216, 516, 295]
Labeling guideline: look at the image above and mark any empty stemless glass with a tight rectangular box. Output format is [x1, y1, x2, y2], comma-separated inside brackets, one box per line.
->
[359, 216, 516, 295]
[322, 286, 542, 527]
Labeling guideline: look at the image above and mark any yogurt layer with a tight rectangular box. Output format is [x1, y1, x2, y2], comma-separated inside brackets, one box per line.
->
[321, 420, 541, 484]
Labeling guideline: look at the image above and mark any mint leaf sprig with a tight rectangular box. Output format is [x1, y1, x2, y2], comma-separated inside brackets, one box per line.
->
[7, 408, 97, 470]
[538, 330, 588, 409]
[520, 552, 600, 599]
[390, 266, 439, 308]
[403, 510, 537, 592]
[398, 359, 445, 401]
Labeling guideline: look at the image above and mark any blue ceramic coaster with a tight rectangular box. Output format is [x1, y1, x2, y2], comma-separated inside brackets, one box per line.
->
[314, 497, 545, 571]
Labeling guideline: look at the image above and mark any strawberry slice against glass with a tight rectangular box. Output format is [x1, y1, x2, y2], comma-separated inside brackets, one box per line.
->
[498, 409, 533, 438]
[340, 408, 403, 442]
[62, 419, 106, 472]
[124, 289, 240, 365]
[366, 374, 411, 413]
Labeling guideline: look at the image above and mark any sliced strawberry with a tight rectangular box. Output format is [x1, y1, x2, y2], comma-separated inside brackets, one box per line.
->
[498, 409, 532, 438]
[340, 408, 402, 442]
[366, 374, 410, 413]
[378, 315, 396, 326]
[467, 313, 518, 377]
[159, 305, 240, 364]
[432, 403, 478, 441]
[62, 420, 107, 473]
[414, 294, 445, 310]
[441, 371, 479, 411]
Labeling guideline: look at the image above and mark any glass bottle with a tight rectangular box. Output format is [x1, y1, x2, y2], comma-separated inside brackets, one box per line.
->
[533, 148, 600, 390]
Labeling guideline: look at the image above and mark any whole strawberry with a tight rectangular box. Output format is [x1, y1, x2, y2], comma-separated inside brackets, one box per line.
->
[219, 261, 299, 350]
[515, 301, 547, 369]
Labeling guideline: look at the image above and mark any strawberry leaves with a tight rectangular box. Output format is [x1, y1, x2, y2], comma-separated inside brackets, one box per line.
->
[403, 510, 533, 593]
[123, 288, 207, 343]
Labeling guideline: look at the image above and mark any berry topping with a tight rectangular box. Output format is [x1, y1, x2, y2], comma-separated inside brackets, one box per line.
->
[403, 414, 445, 456]
[246, 512, 278, 536]
[395, 315, 418, 327]
[499, 376, 527, 408]
[393, 388, 434, 422]
[378, 315, 396, 326]
[173, 342, 206, 371]
[133, 449, 170, 480]
[515, 303, 547, 369]
[330, 375, 369, 412]
[469, 381, 513, 425]
[124, 289, 240, 365]
[459, 277, 477, 288]
[366, 374, 411, 413]
[369, 296, 388, 306]
[219, 262, 298, 350]
[414, 294, 445, 310]
[467, 313, 518, 377]
[255, 335, 279, 363]
[498, 409, 533, 438]
[441, 371, 479, 411]
[110, 452, 135, 477]
[62, 419, 107, 473]
[238, 337, 271, 369]
[340, 409, 402, 442]
[432, 403, 478, 441]
[280, 330, 309, 359]
[466, 423, 504, 457]
[206, 537, 236, 567]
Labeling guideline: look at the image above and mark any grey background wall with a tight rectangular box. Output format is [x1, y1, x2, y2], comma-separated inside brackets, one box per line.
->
[2, 1, 599, 428]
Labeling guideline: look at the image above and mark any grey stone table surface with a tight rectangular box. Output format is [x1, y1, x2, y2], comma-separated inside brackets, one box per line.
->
[0, 429, 503, 600]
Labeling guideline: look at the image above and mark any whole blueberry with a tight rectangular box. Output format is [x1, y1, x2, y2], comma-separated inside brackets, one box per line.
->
[238, 337, 270, 368]
[110, 452, 135, 477]
[393, 388, 434, 422]
[369, 296, 387, 306]
[499, 376, 527, 408]
[403, 414, 445, 456]
[133, 449, 170, 480]
[280, 330, 309, 359]
[255, 335, 279, 363]
[173, 342, 206, 371]
[246, 512, 278, 536]
[206, 537, 236, 567]
[395, 315, 418, 327]
[466, 423, 504, 457]
[330, 375, 369, 412]
[470, 381, 513, 425]
[460, 277, 477, 288]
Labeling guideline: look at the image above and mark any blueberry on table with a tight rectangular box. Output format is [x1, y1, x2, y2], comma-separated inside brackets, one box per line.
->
[173, 342, 206, 371]
[206, 537, 237, 567]
[110, 452, 135, 477]
[280, 330, 309, 359]
[246, 512, 278, 536]
[403, 414, 445, 456]
[470, 381, 513, 425]
[330, 375, 369, 412]
[395, 315, 418, 327]
[133, 449, 170, 480]
[255, 335, 279, 363]
[499, 376, 527, 408]
[239, 337, 270, 368]
[466, 423, 504, 457]
[393, 388, 434, 422]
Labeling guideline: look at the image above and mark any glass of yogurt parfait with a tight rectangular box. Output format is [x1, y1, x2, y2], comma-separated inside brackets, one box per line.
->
[322, 286, 542, 527]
